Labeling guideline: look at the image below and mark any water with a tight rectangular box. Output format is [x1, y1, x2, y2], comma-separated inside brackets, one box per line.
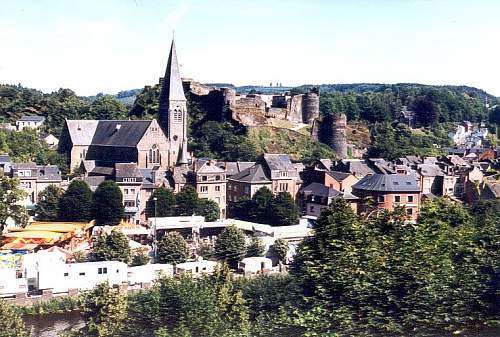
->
[24, 311, 83, 337]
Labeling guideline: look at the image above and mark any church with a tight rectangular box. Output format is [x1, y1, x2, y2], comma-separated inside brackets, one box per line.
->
[58, 40, 189, 173]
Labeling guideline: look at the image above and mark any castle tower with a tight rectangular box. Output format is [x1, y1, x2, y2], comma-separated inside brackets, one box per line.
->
[331, 113, 348, 159]
[302, 87, 320, 124]
[158, 39, 188, 166]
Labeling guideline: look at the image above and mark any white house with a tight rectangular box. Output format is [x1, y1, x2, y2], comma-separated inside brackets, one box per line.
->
[127, 264, 173, 284]
[16, 115, 46, 131]
[37, 261, 128, 293]
[0, 268, 28, 296]
[175, 259, 218, 276]
[44, 134, 59, 148]
[238, 257, 272, 274]
[21, 250, 67, 290]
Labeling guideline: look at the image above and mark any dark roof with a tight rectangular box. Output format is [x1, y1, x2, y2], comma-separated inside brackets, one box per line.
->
[0, 154, 11, 163]
[36, 165, 61, 180]
[81, 176, 106, 191]
[18, 115, 45, 122]
[115, 163, 142, 178]
[301, 182, 341, 198]
[90, 166, 115, 176]
[327, 171, 351, 182]
[90, 120, 152, 147]
[353, 174, 420, 192]
[228, 164, 270, 183]
[263, 154, 294, 171]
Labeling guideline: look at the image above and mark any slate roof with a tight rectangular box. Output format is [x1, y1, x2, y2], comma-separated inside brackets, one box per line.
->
[300, 182, 341, 198]
[139, 168, 158, 188]
[36, 165, 61, 181]
[18, 115, 45, 122]
[115, 163, 142, 178]
[90, 120, 152, 147]
[340, 159, 375, 177]
[327, 171, 351, 182]
[228, 164, 270, 183]
[318, 159, 333, 170]
[0, 154, 11, 163]
[81, 176, 106, 192]
[216, 161, 255, 177]
[160, 40, 186, 102]
[12, 162, 38, 170]
[353, 174, 420, 192]
[195, 160, 225, 174]
[263, 154, 294, 172]
[65, 120, 99, 146]
[417, 164, 444, 177]
[90, 166, 115, 176]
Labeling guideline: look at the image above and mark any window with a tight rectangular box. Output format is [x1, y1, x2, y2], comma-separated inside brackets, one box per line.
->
[394, 195, 401, 203]
[125, 201, 135, 207]
[216, 175, 221, 181]
[215, 186, 221, 192]
[98, 267, 108, 274]
[130, 188, 136, 194]
[200, 186, 208, 193]
[245, 186, 250, 194]
[124, 189, 129, 195]
[64, 272, 69, 277]
[79, 272, 85, 276]
[407, 195, 414, 203]
[201, 176, 207, 181]
[149, 145, 160, 164]
[123, 178, 137, 183]
[310, 205, 315, 212]
[173, 109, 182, 123]
[228, 185, 232, 191]
[406, 208, 413, 215]
[377, 195, 385, 203]
[279, 183, 288, 192]
[280, 171, 288, 177]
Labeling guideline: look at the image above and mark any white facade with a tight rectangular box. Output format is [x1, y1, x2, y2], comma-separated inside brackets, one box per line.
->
[0, 268, 27, 296]
[239, 257, 273, 274]
[37, 261, 128, 293]
[175, 259, 218, 276]
[127, 264, 173, 284]
[22, 250, 67, 289]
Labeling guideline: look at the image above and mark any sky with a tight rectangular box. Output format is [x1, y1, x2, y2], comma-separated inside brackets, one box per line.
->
[1, 0, 499, 96]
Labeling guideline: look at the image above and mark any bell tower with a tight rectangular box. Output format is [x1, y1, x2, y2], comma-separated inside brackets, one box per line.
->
[158, 39, 188, 166]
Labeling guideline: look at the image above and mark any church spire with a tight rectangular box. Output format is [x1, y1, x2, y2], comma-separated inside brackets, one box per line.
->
[159, 39, 186, 130]
[177, 140, 188, 166]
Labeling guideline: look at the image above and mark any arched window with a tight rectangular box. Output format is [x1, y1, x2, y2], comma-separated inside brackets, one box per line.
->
[173, 108, 182, 123]
[150, 145, 160, 164]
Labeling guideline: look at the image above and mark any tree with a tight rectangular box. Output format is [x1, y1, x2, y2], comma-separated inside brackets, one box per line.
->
[214, 225, 247, 268]
[175, 185, 199, 216]
[89, 95, 128, 120]
[0, 176, 27, 231]
[249, 187, 274, 222]
[59, 179, 93, 221]
[0, 299, 29, 337]
[90, 230, 131, 265]
[246, 235, 265, 257]
[132, 251, 150, 266]
[272, 238, 289, 263]
[196, 199, 220, 221]
[146, 187, 176, 218]
[93, 180, 124, 226]
[269, 192, 299, 226]
[35, 185, 62, 221]
[198, 242, 214, 260]
[157, 232, 190, 264]
[74, 282, 128, 337]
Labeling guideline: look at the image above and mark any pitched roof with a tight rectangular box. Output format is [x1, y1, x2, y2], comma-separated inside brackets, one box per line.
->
[160, 40, 186, 102]
[18, 115, 45, 122]
[228, 164, 270, 183]
[327, 170, 351, 182]
[417, 164, 444, 177]
[194, 159, 225, 174]
[353, 174, 420, 192]
[301, 182, 341, 198]
[65, 120, 99, 146]
[262, 154, 294, 171]
[115, 163, 142, 178]
[36, 165, 61, 181]
[90, 120, 152, 147]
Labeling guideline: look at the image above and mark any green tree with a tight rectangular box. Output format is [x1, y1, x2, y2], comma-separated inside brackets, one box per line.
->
[131, 251, 150, 266]
[74, 282, 127, 337]
[272, 238, 289, 263]
[90, 230, 131, 265]
[215, 225, 247, 268]
[196, 199, 220, 221]
[146, 187, 176, 218]
[59, 179, 93, 221]
[35, 184, 62, 221]
[0, 299, 29, 337]
[198, 242, 215, 260]
[0, 176, 27, 231]
[246, 235, 265, 257]
[93, 180, 124, 226]
[175, 185, 199, 216]
[157, 232, 190, 264]
[270, 192, 299, 226]
[89, 95, 128, 120]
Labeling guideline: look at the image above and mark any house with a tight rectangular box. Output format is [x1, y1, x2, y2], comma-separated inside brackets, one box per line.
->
[127, 264, 174, 285]
[192, 159, 227, 218]
[298, 182, 358, 216]
[11, 163, 62, 210]
[324, 171, 359, 193]
[37, 260, 128, 293]
[115, 163, 144, 224]
[332, 159, 375, 179]
[416, 164, 445, 195]
[175, 259, 218, 276]
[239, 257, 272, 275]
[0, 154, 11, 174]
[352, 174, 421, 221]
[44, 134, 59, 148]
[16, 115, 45, 131]
[227, 164, 271, 202]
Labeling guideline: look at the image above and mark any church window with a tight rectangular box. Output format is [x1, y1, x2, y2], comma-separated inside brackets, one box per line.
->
[173, 108, 182, 123]
[150, 145, 160, 164]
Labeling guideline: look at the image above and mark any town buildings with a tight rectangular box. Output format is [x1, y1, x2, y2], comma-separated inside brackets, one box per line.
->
[16, 115, 45, 131]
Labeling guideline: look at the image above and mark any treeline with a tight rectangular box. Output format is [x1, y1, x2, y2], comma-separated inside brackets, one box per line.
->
[0, 85, 128, 136]
[319, 84, 494, 126]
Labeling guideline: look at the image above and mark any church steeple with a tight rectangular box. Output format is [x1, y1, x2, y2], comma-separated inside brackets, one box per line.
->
[158, 39, 188, 167]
